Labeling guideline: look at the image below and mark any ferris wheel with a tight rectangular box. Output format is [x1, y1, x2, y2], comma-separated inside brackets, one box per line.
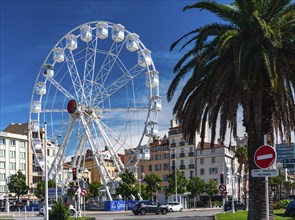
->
[29, 21, 161, 200]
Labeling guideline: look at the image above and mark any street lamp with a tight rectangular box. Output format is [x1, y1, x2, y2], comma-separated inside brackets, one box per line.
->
[139, 173, 145, 200]
[231, 172, 240, 213]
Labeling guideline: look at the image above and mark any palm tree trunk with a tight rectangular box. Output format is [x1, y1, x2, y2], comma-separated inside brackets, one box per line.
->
[247, 133, 274, 220]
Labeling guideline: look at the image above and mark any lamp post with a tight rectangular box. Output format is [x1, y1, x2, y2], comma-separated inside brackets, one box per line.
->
[139, 173, 145, 200]
[44, 122, 49, 220]
[83, 169, 89, 216]
[231, 172, 240, 213]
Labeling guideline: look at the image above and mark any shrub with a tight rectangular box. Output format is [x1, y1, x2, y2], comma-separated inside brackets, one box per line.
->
[49, 199, 71, 220]
[273, 199, 291, 209]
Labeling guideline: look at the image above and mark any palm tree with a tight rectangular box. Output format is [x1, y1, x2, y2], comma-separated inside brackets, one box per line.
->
[167, 1, 295, 219]
[235, 146, 248, 203]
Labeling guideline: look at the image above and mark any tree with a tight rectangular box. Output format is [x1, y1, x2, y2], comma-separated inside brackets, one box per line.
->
[168, 1, 295, 219]
[116, 169, 137, 209]
[166, 169, 188, 198]
[7, 170, 28, 204]
[270, 171, 284, 202]
[204, 179, 219, 207]
[88, 181, 102, 198]
[35, 180, 56, 201]
[187, 177, 206, 208]
[235, 146, 248, 202]
[143, 173, 162, 200]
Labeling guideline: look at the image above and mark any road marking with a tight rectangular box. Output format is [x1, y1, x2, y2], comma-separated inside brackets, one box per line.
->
[257, 154, 273, 160]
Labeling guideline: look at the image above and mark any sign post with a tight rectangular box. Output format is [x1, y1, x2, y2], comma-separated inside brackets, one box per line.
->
[253, 145, 277, 220]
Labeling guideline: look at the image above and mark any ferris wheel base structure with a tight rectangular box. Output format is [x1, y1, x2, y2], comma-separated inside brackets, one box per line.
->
[29, 21, 161, 201]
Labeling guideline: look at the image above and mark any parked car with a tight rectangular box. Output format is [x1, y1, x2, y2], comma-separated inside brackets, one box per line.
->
[132, 201, 168, 215]
[167, 202, 183, 212]
[224, 201, 246, 211]
[85, 203, 101, 211]
[39, 204, 75, 216]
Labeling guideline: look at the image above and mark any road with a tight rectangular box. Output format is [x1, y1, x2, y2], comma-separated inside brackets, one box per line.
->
[0, 208, 222, 220]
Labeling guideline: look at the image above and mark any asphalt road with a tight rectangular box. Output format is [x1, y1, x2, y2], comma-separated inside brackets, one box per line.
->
[0, 208, 222, 220]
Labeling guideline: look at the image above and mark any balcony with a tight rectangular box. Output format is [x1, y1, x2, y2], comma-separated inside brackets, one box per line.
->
[188, 152, 194, 157]
[189, 164, 195, 169]
[179, 152, 185, 158]
[180, 165, 186, 170]
[171, 143, 176, 148]
[179, 142, 185, 146]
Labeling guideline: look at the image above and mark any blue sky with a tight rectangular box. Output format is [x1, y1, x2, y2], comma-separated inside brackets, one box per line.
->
[0, 0, 237, 142]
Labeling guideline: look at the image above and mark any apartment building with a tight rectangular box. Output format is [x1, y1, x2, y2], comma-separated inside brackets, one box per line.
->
[168, 120, 197, 179]
[0, 123, 28, 200]
[123, 136, 170, 201]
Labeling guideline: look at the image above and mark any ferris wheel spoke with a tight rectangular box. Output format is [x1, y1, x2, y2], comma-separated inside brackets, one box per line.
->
[48, 116, 76, 178]
[94, 40, 127, 91]
[93, 117, 124, 172]
[40, 109, 68, 113]
[47, 77, 76, 100]
[65, 49, 88, 102]
[92, 64, 145, 107]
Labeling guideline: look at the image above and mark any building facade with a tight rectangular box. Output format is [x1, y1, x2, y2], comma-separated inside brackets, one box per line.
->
[0, 125, 28, 201]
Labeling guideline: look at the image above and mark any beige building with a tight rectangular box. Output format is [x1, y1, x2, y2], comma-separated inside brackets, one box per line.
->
[123, 136, 170, 199]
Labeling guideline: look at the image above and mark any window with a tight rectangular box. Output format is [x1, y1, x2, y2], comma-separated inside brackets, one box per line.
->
[20, 141, 25, 148]
[0, 138, 5, 145]
[200, 168, 205, 175]
[141, 165, 144, 172]
[211, 148, 215, 153]
[209, 167, 218, 174]
[190, 171, 194, 178]
[0, 162, 5, 169]
[149, 164, 152, 172]
[211, 157, 215, 163]
[10, 139, 16, 146]
[20, 163, 25, 170]
[0, 173, 5, 181]
[155, 164, 161, 171]
[0, 186, 4, 193]
[163, 163, 169, 170]
[0, 150, 5, 157]
[180, 159, 184, 166]
[9, 162, 16, 170]
[200, 158, 204, 164]
[190, 159, 194, 165]
[172, 160, 175, 167]
[10, 151, 16, 158]
[189, 147, 193, 152]
[20, 152, 25, 159]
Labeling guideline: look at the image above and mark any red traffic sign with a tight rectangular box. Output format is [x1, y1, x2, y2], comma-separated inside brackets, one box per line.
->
[254, 145, 276, 169]
[219, 184, 226, 192]
[71, 185, 79, 194]
[80, 188, 88, 197]
[220, 191, 228, 198]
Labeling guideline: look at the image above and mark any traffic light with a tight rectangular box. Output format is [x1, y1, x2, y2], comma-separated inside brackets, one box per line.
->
[72, 167, 77, 181]
[220, 173, 224, 184]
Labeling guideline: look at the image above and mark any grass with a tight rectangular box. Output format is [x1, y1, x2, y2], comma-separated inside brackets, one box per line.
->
[215, 209, 294, 220]
[69, 217, 95, 220]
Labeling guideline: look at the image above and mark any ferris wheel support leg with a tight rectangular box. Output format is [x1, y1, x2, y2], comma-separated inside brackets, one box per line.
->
[80, 114, 113, 201]
[48, 116, 76, 178]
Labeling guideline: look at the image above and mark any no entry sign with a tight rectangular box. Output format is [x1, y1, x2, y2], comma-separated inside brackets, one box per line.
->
[254, 145, 276, 169]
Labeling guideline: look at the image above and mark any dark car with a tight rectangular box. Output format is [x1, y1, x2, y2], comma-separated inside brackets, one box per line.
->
[132, 201, 168, 215]
[224, 201, 246, 211]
